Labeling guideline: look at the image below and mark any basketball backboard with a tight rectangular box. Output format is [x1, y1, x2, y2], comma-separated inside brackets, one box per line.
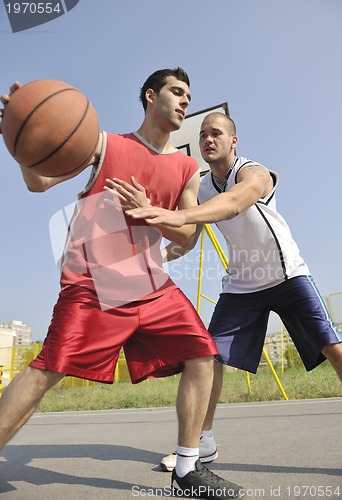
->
[170, 102, 229, 175]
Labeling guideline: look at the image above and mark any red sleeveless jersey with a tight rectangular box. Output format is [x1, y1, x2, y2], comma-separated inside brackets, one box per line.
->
[59, 132, 199, 309]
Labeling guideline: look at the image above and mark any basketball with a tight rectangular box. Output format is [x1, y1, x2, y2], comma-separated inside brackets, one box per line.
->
[1, 79, 99, 177]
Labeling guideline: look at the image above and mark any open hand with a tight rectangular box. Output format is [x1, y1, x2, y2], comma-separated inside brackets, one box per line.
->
[104, 176, 150, 211]
[126, 206, 187, 227]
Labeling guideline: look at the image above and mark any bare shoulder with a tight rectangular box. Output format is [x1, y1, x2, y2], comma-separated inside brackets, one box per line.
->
[238, 163, 270, 181]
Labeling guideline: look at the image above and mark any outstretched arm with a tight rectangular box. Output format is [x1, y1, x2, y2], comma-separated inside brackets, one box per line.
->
[126, 164, 273, 227]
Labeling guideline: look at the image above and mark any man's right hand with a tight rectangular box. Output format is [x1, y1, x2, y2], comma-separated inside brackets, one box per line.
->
[0, 81, 21, 133]
[126, 205, 188, 227]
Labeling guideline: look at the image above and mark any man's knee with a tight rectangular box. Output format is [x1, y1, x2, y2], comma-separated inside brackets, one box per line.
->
[183, 356, 214, 374]
[22, 366, 65, 393]
[321, 342, 342, 380]
[322, 342, 342, 359]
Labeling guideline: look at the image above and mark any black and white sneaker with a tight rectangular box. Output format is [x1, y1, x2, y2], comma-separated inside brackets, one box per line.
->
[171, 459, 245, 499]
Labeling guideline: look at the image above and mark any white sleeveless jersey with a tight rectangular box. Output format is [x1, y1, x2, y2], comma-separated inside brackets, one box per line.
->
[198, 157, 309, 293]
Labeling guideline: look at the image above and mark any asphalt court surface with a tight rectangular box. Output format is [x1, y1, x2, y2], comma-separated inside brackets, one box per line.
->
[0, 398, 341, 499]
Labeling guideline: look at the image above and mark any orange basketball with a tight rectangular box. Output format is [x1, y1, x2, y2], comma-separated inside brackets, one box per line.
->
[1, 79, 99, 177]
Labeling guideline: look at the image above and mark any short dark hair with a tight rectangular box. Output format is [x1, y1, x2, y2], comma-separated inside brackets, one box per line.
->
[139, 67, 190, 111]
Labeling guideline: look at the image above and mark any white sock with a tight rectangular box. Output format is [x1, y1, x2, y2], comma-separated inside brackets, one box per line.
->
[175, 445, 199, 478]
[201, 429, 213, 438]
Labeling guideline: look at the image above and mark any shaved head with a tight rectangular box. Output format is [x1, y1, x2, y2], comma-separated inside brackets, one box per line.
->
[201, 112, 236, 136]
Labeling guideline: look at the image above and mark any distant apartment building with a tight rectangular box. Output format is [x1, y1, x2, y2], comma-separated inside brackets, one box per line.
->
[0, 321, 32, 369]
[0, 328, 16, 370]
[8, 320, 32, 346]
[263, 329, 295, 367]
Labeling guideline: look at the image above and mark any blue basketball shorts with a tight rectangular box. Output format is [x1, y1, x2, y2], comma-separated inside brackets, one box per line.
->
[208, 275, 341, 373]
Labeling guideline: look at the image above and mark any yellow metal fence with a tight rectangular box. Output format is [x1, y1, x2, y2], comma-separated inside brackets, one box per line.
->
[0, 331, 304, 399]
[0, 344, 131, 396]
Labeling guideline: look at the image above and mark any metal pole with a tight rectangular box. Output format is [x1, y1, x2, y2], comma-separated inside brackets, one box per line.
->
[196, 229, 205, 314]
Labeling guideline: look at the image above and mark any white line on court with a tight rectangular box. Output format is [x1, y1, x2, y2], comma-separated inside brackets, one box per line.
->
[30, 397, 342, 419]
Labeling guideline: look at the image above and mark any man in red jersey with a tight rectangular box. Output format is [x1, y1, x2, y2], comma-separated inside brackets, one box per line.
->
[0, 69, 244, 499]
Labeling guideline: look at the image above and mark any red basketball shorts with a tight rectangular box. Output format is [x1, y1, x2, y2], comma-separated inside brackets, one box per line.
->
[30, 285, 218, 383]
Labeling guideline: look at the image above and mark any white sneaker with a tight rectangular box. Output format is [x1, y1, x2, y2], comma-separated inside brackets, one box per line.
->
[160, 452, 177, 472]
[199, 433, 219, 462]
[160, 434, 218, 472]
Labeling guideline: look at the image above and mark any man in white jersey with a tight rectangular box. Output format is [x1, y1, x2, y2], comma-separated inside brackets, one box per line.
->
[123, 112, 342, 471]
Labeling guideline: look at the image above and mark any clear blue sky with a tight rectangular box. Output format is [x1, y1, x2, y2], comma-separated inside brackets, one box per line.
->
[0, 0, 341, 341]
